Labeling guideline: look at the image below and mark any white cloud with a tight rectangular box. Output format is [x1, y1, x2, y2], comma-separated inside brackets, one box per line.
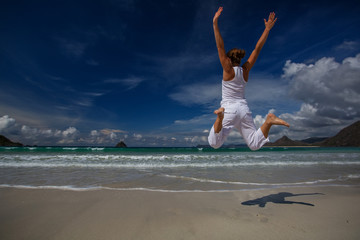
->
[270, 53, 360, 139]
[104, 76, 144, 90]
[229, 131, 241, 138]
[62, 127, 78, 137]
[133, 133, 142, 140]
[18, 125, 81, 145]
[90, 130, 99, 136]
[281, 61, 310, 79]
[21, 125, 38, 136]
[58, 127, 78, 144]
[283, 54, 360, 122]
[100, 128, 126, 135]
[335, 41, 360, 51]
[110, 132, 117, 140]
[121, 77, 144, 90]
[86, 128, 127, 145]
[188, 135, 207, 144]
[0, 115, 16, 131]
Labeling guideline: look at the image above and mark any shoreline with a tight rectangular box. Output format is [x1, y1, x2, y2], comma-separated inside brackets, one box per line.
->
[263, 145, 321, 148]
[0, 183, 359, 192]
[1, 186, 360, 240]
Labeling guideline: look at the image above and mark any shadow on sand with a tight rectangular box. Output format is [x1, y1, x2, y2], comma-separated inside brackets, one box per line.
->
[241, 192, 324, 208]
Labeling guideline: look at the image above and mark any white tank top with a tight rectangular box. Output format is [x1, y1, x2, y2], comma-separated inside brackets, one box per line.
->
[221, 66, 246, 103]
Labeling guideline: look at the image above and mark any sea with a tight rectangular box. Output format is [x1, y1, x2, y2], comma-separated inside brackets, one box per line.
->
[1, 146, 360, 192]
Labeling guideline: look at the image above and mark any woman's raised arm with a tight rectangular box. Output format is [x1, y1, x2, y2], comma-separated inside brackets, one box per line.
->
[243, 12, 277, 78]
[213, 7, 234, 79]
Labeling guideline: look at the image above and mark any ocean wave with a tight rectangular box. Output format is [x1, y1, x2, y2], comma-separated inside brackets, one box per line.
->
[1, 160, 360, 169]
[1, 183, 356, 193]
[161, 174, 360, 186]
[0, 184, 242, 192]
[90, 148, 105, 151]
[347, 174, 360, 179]
[1, 159, 360, 169]
[1, 152, 360, 169]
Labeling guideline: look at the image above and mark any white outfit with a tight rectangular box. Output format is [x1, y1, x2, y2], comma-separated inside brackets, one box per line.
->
[208, 66, 269, 150]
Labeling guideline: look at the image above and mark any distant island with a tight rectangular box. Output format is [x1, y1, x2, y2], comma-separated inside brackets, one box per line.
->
[265, 120, 360, 147]
[0, 135, 23, 147]
[115, 141, 127, 148]
[318, 120, 360, 147]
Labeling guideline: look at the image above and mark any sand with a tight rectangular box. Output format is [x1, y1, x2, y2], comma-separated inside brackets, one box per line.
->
[1, 186, 360, 240]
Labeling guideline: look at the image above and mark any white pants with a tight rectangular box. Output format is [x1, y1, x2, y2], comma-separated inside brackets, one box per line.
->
[208, 100, 269, 150]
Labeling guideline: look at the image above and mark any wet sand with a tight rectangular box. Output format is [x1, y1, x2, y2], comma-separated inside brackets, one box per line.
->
[1, 186, 360, 240]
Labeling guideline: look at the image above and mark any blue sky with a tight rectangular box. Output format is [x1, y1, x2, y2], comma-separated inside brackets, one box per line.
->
[1, 0, 360, 146]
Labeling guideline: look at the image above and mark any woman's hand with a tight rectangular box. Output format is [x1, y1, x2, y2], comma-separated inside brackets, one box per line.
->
[264, 12, 277, 30]
[213, 7, 223, 24]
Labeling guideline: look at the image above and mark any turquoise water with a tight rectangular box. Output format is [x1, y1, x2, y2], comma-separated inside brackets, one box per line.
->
[1, 146, 360, 192]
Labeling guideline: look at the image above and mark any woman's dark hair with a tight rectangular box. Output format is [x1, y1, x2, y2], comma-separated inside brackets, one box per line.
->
[226, 48, 246, 66]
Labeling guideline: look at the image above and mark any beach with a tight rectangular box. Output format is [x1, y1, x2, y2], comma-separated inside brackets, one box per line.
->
[1, 146, 360, 239]
[1, 186, 360, 240]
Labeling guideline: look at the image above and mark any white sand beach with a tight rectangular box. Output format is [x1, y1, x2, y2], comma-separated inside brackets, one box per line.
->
[1, 186, 360, 240]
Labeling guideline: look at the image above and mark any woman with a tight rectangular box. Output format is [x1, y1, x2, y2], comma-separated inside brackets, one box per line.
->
[208, 7, 290, 150]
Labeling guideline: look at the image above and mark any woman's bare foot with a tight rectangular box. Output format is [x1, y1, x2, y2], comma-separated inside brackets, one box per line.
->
[214, 107, 225, 118]
[266, 113, 290, 127]
[213, 107, 225, 133]
[260, 113, 290, 138]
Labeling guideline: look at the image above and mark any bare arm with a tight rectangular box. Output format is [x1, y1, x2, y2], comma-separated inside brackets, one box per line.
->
[213, 7, 234, 80]
[243, 12, 277, 80]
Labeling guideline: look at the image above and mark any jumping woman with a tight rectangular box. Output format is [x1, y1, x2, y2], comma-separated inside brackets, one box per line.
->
[208, 7, 290, 150]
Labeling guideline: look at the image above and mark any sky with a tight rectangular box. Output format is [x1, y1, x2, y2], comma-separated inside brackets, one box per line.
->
[1, 0, 360, 147]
